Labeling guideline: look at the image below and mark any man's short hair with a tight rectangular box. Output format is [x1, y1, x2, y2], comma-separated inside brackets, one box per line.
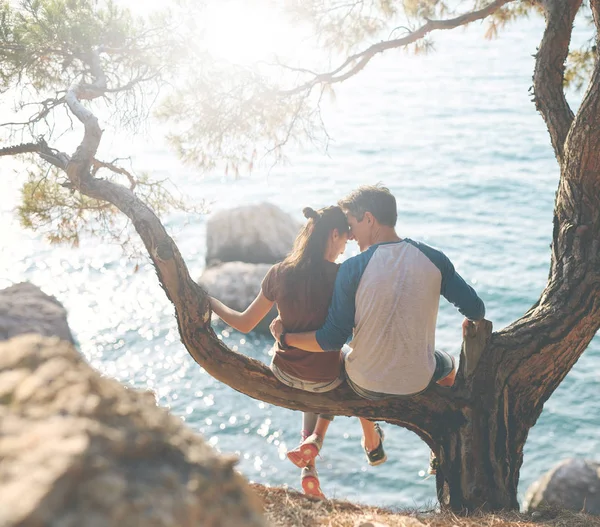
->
[338, 184, 397, 227]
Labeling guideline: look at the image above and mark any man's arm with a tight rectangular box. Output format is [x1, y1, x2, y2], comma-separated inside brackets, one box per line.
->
[408, 240, 485, 321]
[269, 319, 323, 352]
[441, 261, 485, 321]
[270, 256, 367, 352]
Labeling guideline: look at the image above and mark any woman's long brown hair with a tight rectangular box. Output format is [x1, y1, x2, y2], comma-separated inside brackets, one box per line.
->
[280, 206, 349, 305]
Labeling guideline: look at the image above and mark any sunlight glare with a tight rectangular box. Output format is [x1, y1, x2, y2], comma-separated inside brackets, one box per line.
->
[203, 1, 298, 64]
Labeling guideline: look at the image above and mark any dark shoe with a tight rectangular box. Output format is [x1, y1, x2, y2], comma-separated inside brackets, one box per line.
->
[362, 423, 387, 466]
[428, 450, 439, 475]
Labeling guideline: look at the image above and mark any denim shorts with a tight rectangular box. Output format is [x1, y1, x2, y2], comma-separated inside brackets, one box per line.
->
[270, 360, 344, 393]
[345, 349, 455, 401]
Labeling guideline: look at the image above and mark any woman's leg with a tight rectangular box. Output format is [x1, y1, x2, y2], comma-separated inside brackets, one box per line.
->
[302, 412, 318, 440]
[299, 413, 327, 498]
[301, 412, 333, 442]
[313, 415, 332, 439]
[288, 414, 333, 468]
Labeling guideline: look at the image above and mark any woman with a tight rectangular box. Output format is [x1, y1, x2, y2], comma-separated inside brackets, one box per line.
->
[210, 206, 385, 499]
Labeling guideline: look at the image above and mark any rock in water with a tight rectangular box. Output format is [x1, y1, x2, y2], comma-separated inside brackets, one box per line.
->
[0, 335, 266, 527]
[0, 282, 74, 343]
[199, 262, 278, 333]
[524, 458, 600, 515]
[205, 203, 300, 267]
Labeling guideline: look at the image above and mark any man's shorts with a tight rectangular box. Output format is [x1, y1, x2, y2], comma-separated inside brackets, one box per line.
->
[345, 349, 456, 401]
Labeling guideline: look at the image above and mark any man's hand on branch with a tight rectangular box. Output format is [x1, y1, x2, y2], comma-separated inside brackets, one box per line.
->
[463, 318, 485, 339]
[462, 318, 472, 338]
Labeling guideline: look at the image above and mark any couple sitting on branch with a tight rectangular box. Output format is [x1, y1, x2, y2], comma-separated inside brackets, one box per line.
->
[210, 184, 486, 498]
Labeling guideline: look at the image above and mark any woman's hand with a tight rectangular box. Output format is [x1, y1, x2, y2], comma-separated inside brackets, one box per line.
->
[270, 317, 284, 343]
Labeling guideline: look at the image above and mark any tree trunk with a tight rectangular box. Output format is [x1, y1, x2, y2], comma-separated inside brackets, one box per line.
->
[428, 0, 600, 512]
[434, 320, 523, 512]
[438, 406, 522, 511]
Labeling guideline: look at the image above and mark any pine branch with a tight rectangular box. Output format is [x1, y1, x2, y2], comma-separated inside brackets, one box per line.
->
[279, 0, 516, 96]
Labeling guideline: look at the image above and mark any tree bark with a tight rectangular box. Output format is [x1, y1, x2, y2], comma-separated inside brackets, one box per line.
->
[435, 321, 521, 511]
[438, 403, 522, 511]
[532, 0, 581, 163]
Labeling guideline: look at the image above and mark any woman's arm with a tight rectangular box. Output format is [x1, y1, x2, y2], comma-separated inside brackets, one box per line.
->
[210, 291, 275, 333]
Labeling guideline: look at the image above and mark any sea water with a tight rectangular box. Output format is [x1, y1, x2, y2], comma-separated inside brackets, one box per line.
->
[1, 14, 598, 509]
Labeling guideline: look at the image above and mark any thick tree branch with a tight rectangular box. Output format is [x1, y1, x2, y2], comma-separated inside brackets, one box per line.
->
[278, 0, 515, 96]
[0, 142, 41, 156]
[532, 0, 582, 163]
[63, 48, 108, 189]
[0, 139, 69, 169]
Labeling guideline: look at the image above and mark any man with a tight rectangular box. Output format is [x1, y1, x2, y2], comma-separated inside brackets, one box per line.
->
[271, 185, 486, 469]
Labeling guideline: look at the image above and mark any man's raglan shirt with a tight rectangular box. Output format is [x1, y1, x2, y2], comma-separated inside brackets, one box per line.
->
[315, 239, 485, 396]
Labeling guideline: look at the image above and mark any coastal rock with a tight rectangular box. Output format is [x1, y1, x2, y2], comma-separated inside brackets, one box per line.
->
[524, 458, 600, 515]
[0, 282, 74, 343]
[199, 262, 278, 334]
[0, 334, 266, 527]
[205, 203, 300, 267]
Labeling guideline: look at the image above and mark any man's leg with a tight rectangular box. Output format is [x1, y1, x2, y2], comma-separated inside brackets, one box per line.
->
[359, 418, 387, 466]
[428, 351, 456, 475]
[436, 364, 456, 387]
[359, 418, 380, 452]
[433, 350, 456, 387]
[341, 351, 388, 465]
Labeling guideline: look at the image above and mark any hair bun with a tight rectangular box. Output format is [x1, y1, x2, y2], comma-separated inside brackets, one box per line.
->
[302, 207, 319, 220]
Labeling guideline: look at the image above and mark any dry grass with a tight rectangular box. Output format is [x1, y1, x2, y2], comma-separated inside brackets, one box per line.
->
[251, 484, 600, 527]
